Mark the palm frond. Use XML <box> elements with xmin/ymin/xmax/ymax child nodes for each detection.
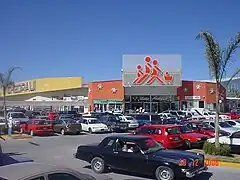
<box><xmin>220</xmin><ymin>32</ymin><xmax>240</xmax><ymax>82</ymax></box>
<box><xmin>5</xmin><ymin>67</ymin><xmax>21</xmax><ymax>86</ymax></box>
<box><xmin>225</xmin><ymin>68</ymin><xmax>240</xmax><ymax>88</ymax></box>
<box><xmin>196</xmin><ymin>31</ymin><xmax>222</xmax><ymax>81</ymax></box>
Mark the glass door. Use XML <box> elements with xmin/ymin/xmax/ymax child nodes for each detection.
<box><xmin>151</xmin><ymin>102</ymin><xmax>158</xmax><ymax>113</ymax></box>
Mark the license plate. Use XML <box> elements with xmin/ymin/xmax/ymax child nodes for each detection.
<box><xmin>43</xmin><ymin>128</ymin><xmax>47</xmax><ymax>130</ymax></box>
<box><xmin>101</xmin><ymin>129</ymin><xmax>104</xmax><ymax>131</ymax></box>
<box><xmin>174</xmin><ymin>137</ymin><xmax>179</xmax><ymax>140</ymax></box>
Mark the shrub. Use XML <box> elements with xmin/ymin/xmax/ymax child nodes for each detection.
<box><xmin>203</xmin><ymin>141</ymin><xmax>232</xmax><ymax>156</ymax></box>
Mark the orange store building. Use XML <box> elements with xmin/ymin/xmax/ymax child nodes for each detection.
<box><xmin>88</xmin><ymin>79</ymin><xmax>226</xmax><ymax>113</ymax></box>
<box><xmin>88</xmin><ymin>80</ymin><xmax>124</xmax><ymax>112</ymax></box>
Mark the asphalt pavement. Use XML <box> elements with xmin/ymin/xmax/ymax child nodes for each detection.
<box><xmin>1</xmin><ymin>133</ymin><xmax>240</xmax><ymax>180</ymax></box>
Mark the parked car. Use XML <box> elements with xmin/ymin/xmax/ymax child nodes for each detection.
<box><xmin>118</xmin><ymin>115</ymin><xmax>139</xmax><ymax>129</ymax></box>
<box><xmin>183</xmin><ymin>121</ymin><xmax>230</xmax><ymax>138</ymax></box>
<box><xmin>80</xmin><ymin>118</ymin><xmax>109</xmax><ymax>133</ymax></box>
<box><xmin>204</xmin><ymin>120</ymin><xmax>239</xmax><ymax>134</ymax></box>
<box><xmin>153</xmin><ymin>118</ymin><xmax>180</xmax><ymax>125</ymax></box>
<box><xmin>224</xmin><ymin>111</ymin><xmax>240</xmax><ymax>119</ymax></box>
<box><xmin>20</xmin><ymin>119</ymin><xmax>53</xmax><ymax>136</ymax></box>
<box><xmin>225</xmin><ymin>120</ymin><xmax>240</xmax><ymax>129</ymax></box>
<box><xmin>25</xmin><ymin>111</ymin><xmax>41</xmax><ymax>119</ymax></box>
<box><xmin>7</xmin><ymin>112</ymin><xmax>29</xmax><ymax>131</ymax></box>
<box><xmin>47</xmin><ymin>112</ymin><xmax>57</xmax><ymax>120</ymax></box>
<box><xmin>98</xmin><ymin>114</ymin><xmax>129</xmax><ymax>132</ymax></box>
<box><xmin>207</xmin><ymin>131</ymin><xmax>240</xmax><ymax>154</ymax></box>
<box><xmin>0</xmin><ymin>162</ymin><xmax>98</xmax><ymax>180</ymax></box>
<box><xmin>52</xmin><ymin>118</ymin><xmax>82</xmax><ymax>135</ymax></box>
<box><xmin>127</xmin><ymin>113</ymin><xmax>159</xmax><ymax>126</ymax></box>
<box><xmin>132</xmin><ymin>125</ymin><xmax>184</xmax><ymax>149</ymax></box>
<box><xmin>75</xmin><ymin>135</ymin><xmax>207</xmax><ymax>180</ymax></box>
<box><xmin>177</xmin><ymin>125</ymin><xmax>209</xmax><ymax>149</ymax></box>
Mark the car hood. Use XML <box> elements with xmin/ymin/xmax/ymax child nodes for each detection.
<box><xmin>88</xmin><ymin>123</ymin><xmax>107</xmax><ymax>128</ymax></box>
<box><xmin>12</xmin><ymin>118</ymin><xmax>29</xmax><ymax>122</ymax></box>
<box><xmin>150</xmin><ymin>149</ymin><xmax>202</xmax><ymax>163</ymax></box>
<box><xmin>182</xmin><ymin>132</ymin><xmax>208</xmax><ymax>138</ymax></box>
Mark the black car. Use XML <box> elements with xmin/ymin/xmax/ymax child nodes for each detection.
<box><xmin>98</xmin><ymin>114</ymin><xmax>129</xmax><ymax>132</ymax></box>
<box><xmin>75</xmin><ymin>135</ymin><xmax>207</xmax><ymax>180</ymax></box>
<box><xmin>127</xmin><ymin>113</ymin><xmax>159</xmax><ymax>126</ymax></box>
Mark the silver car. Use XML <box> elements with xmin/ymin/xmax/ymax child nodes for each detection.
<box><xmin>205</xmin><ymin>120</ymin><xmax>239</xmax><ymax>134</ymax></box>
<box><xmin>7</xmin><ymin>112</ymin><xmax>29</xmax><ymax>130</ymax></box>
<box><xmin>0</xmin><ymin>162</ymin><xmax>110</xmax><ymax>180</ymax></box>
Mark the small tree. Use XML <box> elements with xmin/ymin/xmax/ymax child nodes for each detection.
<box><xmin>196</xmin><ymin>31</ymin><xmax>240</xmax><ymax>147</ymax></box>
<box><xmin>0</xmin><ymin>67</ymin><xmax>21</xmax><ymax>128</ymax></box>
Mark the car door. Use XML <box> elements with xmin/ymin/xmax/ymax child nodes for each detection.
<box><xmin>81</xmin><ymin>119</ymin><xmax>88</xmax><ymax>131</ymax></box>
<box><xmin>111</xmin><ymin>139</ymin><xmax>148</xmax><ymax>173</ymax></box>
<box><xmin>230</xmin><ymin>131</ymin><xmax>240</xmax><ymax>153</ymax></box>
<box><xmin>53</xmin><ymin>120</ymin><xmax>64</xmax><ymax>132</ymax></box>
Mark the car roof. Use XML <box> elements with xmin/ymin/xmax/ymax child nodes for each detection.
<box><xmin>108</xmin><ymin>134</ymin><xmax>150</xmax><ymax>140</ymax></box>
<box><xmin>0</xmin><ymin>162</ymin><xmax>85</xmax><ymax>180</ymax></box>
<box><xmin>141</xmin><ymin>124</ymin><xmax>179</xmax><ymax>128</ymax></box>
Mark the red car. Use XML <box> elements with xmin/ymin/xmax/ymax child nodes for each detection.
<box><xmin>48</xmin><ymin>112</ymin><xmax>57</xmax><ymax>120</ymax></box>
<box><xmin>224</xmin><ymin>112</ymin><xmax>240</xmax><ymax>119</ymax></box>
<box><xmin>176</xmin><ymin>125</ymin><xmax>209</xmax><ymax>149</ymax></box>
<box><xmin>20</xmin><ymin>119</ymin><xmax>53</xmax><ymax>136</ymax></box>
<box><xmin>183</xmin><ymin>120</ymin><xmax>230</xmax><ymax>138</ymax></box>
<box><xmin>132</xmin><ymin>125</ymin><xmax>184</xmax><ymax>149</ymax></box>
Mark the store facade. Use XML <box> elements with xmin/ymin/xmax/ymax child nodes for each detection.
<box><xmin>177</xmin><ymin>80</ymin><xmax>226</xmax><ymax>110</ymax></box>
<box><xmin>122</xmin><ymin>54</ymin><xmax>182</xmax><ymax>113</ymax></box>
<box><xmin>88</xmin><ymin>80</ymin><xmax>124</xmax><ymax>112</ymax></box>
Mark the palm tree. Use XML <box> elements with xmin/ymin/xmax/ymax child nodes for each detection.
<box><xmin>0</xmin><ymin>67</ymin><xmax>21</xmax><ymax>128</ymax></box>
<box><xmin>196</xmin><ymin>31</ymin><xmax>240</xmax><ymax>147</ymax></box>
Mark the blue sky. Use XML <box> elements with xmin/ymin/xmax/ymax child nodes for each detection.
<box><xmin>0</xmin><ymin>0</ymin><xmax>240</xmax><ymax>82</ymax></box>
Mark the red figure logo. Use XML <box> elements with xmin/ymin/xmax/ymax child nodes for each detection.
<box><xmin>133</xmin><ymin>56</ymin><xmax>173</xmax><ymax>85</ymax></box>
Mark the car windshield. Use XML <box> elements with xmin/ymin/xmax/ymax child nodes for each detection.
<box><xmin>137</xmin><ymin>138</ymin><xmax>164</xmax><ymax>154</ymax></box>
<box><xmin>179</xmin><ymin>126</ymin><xmax>192</xmax><ymax>133</ymax></box>
<box><xmin>88</xmin><ymin>119</ymin><xmax>99</xmax><ymax>124</ymax></box>
<box><xmin>219</xmin><ymin>122</ymin><xmax>232</xmax><ymax>128</ymax></box>
<box><xmin>166</xmin><ymin>119</ymin><xmax>179</xmax><ymax>124</ymax></box>
<box><xmin>125</xmin><ymin>116</ymin><xmax>134</xmax><ymax>120</ymax></box>
<box><xmin>166</xmin><ymin>127</ymin><xmax>181</xmax><ymax>134</ymax></box>
<box><xmin>170</xmin><ymin>111</ymin><xmax>178</xmax><ymax>116</ymax></box>
<box><xmin>34</xmin><ymin>120</ymin><xmax>49</xmax><ymax>125</ymax></box>
<box><xmin>202</xmin><ymin>123</ymin><xmax>214</xmax><ymax>130</ymax></box>
<box><xmin>11</xmin><ymin>113</ymin><xmax>26</xmax><ymax>118</ymax></box>
<box><xmin>63</xmin><ymin>119</ymin><xmax>76</xmax><ymax>124</ymax></box>
<box><xmin>177</xmin><ymin>111</ymin><xmax>185</xmax><ymax>115</ymax></box>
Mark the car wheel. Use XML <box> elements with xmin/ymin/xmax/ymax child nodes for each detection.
<box><xmin>20</xmin><ymin>128</ymin><xmax>24</xmax><ymax>134</ymax></box>
<box><xmin>91</xmin><ymin>157</ymin><xmax>106</xmax><ymax>174</ymax></box>
<box><xmin>155</xmin><ymin>166</ymin><xmax>174</xmax><ymax>180</ymax></box>
<box><xmin>30</xmin><ymin>130</ymin><xmax>34</xmax><ymax>136</ymax></box>
<box><xmin>61</xmin><ymin>129</ymin><xmax>65</xmax><ymax>135</ymax></box>
<box><xmin>184</xmin><ymin>140</ymin><xmax>192</xmax><ymax>149</ymax></box>
<box><xmin>88</xmin><ymin>128</ymin><xmax>93</xmax><ymax>134</ymax></box>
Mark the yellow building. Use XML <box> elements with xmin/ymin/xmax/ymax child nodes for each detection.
<box><xmin>0</xmin><ymin>77</ymin><xmax>88</xmax><ymax>112</ymax></box>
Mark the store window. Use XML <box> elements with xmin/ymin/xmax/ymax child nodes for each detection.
<box><xmin>124</xmin><ymin>95</ymin><xmax>131</xmax><ymax>102</ymax></box>
<box><xmin>131</xmin><ymin>96</ymin><xmax>150</xmax><ymax>102</ymax></box>
<box><xmin>199</xmin><ymin>101</ymin><xmax>204</xmax><ymax>108</ymax></box>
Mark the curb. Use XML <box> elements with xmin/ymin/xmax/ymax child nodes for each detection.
<box><xmin>204</xmin><ymin>159</ymin><xmax>240</xmax><ymax>168</ymax></box>
<box><xmin>1</xmin><ymin>135</ymin><xmax>32</xmax><ymax>140</ymax></box>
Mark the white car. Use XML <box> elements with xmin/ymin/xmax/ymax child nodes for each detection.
<box><xmin>119</xmin><ymin>116</ymin><xmax>139</xmax><ymax>129</ymax></box>
<box><xmin>225</xmin><ymin>120</ymin><xmax>240</xmax><ymax>129</ymax></box>
<box><xmin>81</xmin><ymin>118</ymin><xmax>109</xmax><ymax>133</ymax></box>
<box><xmin>207</xmin><ymin>131</ymin><xmax>240</xmax><ymax>154</ymax></box>
<box><xmin>159</xmin><ymin>113</ymin><xmax>175</xmax><ymax>119</ymax></box>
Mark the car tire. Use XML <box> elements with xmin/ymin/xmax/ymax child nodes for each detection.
<box><xmin>155</xmin><ymin>166</ymin><xmax>174</xmax><ymax>180</ymax></box>
<box><xmin>184</xmin><ymin>140</ymin><xmax>192</xmax><ymax>149</ymax></box>
<box><xmin>61</xmin><ymin>129</ymin><xmax>65</xmax><ymax>135</ymax></box>
<box><xmin>30</xmin><ymin>130</ymin><xmax>34</xmax><ymax>136</ymax></box>
<box><xmin>91</xmin><ymin>157</ymin><xmax>106</xmax><ymax>174</ymax></box>
<box><xmin>88</xmin><ymin>128</ymin><xmax>93</xmax><ymax>134</ymax></box>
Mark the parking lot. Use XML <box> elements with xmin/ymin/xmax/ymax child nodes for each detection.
<box><xmin>1</xmin><ymin>133</ymin><xmax>239</xmax><ymax>180</ymax></box>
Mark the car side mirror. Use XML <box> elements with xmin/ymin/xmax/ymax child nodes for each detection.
<box><xmin>9</xmin><ymin>117</ymin><xmax>12</xmax><ymax>120</ymax></box>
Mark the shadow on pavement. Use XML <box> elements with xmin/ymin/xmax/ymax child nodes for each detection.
<box><xmin>28</xmin><ymin>141</ymin><xmax>40</xmax><ymax>146</ymax></box>
<box><xmin>83</xmin><ymin>165</ymin><xmax>213</xmax><ymax>180</ymax></box>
